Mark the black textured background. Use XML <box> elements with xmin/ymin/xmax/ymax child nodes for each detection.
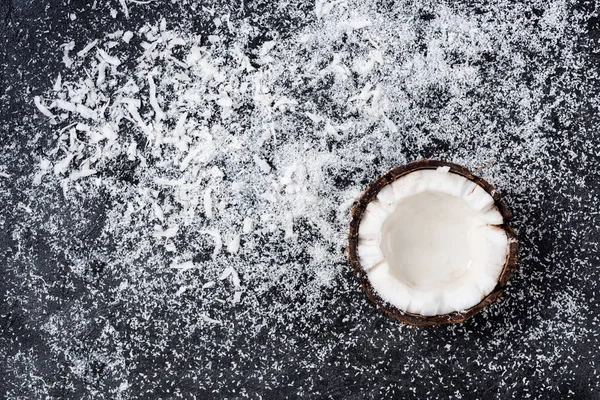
<box><xmin>1</xmin><ymin>0</ymin><xmax>600</xmax><ymax>399</ymax></box>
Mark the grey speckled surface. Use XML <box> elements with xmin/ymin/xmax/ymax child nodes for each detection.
<box><xmin>1</xmin><ymin>0</ymin><xmax>600</xmax><ymax>399</ymax></box>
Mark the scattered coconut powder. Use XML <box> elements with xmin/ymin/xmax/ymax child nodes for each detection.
<box><xmin>4</xmin><ymin>0</ymin><xmax>600</xmax><ymax>397</ymax></box>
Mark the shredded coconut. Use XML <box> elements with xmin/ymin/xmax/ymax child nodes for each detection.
<box><xmin>3</xmin><ymin>0</ymin><xmax>600</xmax><ymax>398</ymax></box>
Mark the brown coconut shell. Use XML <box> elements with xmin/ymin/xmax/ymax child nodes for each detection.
<box><xmin>347</xmin><ymin>159</ymin><xmax>519</xmax><ymax>326</ymax></box>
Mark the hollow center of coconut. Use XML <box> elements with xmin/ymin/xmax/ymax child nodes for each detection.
<box><xmin>380</xmin><ymin>191</ymin><xmax>484</xmax><ymax>290</ymax></box>
<box><xmin>357</xmin><ymin>167</ymin><xmax>510</xmax><ymax>316</ymax></box>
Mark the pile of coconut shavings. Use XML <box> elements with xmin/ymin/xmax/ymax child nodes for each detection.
<box><xmin>20</xmin><ymin>0</ymin><xmax>599</xmax><ymax>395</ymax></box>
<box><xmin>32</xmin><ymin>16</ymin><xmax>353</xmax><ymax>319</ymax></box>
<box><xmin>32</xmin><ymin>0</ymin><xmax>586</xmax><ymax>323</ymax></box>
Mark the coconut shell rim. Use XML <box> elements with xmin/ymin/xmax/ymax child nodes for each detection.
<box><xmin>347</xmin><ymin>159</ymin><xmax>519</xmax><ymax>327</ymax></box>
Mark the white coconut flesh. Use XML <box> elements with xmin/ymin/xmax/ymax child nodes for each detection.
<box><xmin>357</xmin><ymin>166</ymin><xmax>510</xmax><ymax>317</ymax></box>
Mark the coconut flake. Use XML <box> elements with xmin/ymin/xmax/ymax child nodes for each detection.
<box><xmin>53</xmin><ymin>74</ymin><xmax>62</xmax><ymax>91</ymax></box>
<box><xmin>233</xmin><ymin>291</ymin><xmax>242</xmax><ymax>304</ymax></box>
<box><xmin>219</xmin><ymin>267</ymin><xmax>233</xmax><ymax>281</ymax></box>
<box><xmin>253</xmin><ymin>155</ymin><xmax>271</xmax><ymax>173</ymax></box>
<box><xmin>175</xmin><ymin>286</ymin><xmax>188</xmax><ymax>296</ymax></box>
<box><xmin>97</xmin><ymin>62</ymin><xmax>107</xmax><ymax>86</ymax></box>
<box><xmin>227</xmin><ymin>234</ymin><xmax>241</xmax><ymax>254</ymax></box>
<box><xmin>61</xmin><ymin>41</ymin><xmax>75</xmax><ymax>67</ymax></box>
<box><xmin>153</xmin><ymin>225</ymin><xmax>179</xmax><ymax>238</ymax></box>
<box><xmin>170</xmin><ymin>261</ymin><xmax>195</xmax><ymax>271</ymax></box>
<box><xmin>55</xmin><ymin>99</ymin><xmax>77</xmax><ymax>113</ymax></box>
<box><xmin>260</xmin><ymin>41</ymin><xmax>277</xmax><ymax>57</ymax></box>
<box><xmin>97</xmin><ymin>48</ymin><xmax>121</xmax><ymax>66</ymax></box>
<box><xmin>77</xmin><ymin>39</ymin><xmax>98</xmax><ymax>57</ymax></box>
<box><xmin>147</xmin><ymin>71</ymin><xmax>165</xmax><ymax>120</ymax></box>
<box><xmin>53</xmin><ymin>154</ymin><xmax>74</xmax><ymax>175</ymax></box>
<box><xmin>199</xmin><ymin>314</ymin><xmax>221</xmax><ymax>324</ymax></box>
<box><xmin>242</xmin><ymin>217</ymin><xmax>253</xmax><ymax>234</ymax></box>
<box><xmin>202</xmin><ymin>281</ymin><xmax>215</xmax><ymax>289</ymax></box>
<box><xmin>34</xmin><ymin>97</ymin><xmax>55</xmax><ymax>118</ymax></box>
<box><xmin>118</xmin><ymin>0</ymin><xmax>129</xmax><ymax>19</ymax></box>
<box><xmin>123</xmin><ymin>31</ymin><xmax>134</xmax><ymax>43</ymax></box>
<box><xmin>203</xmin><ymin>188</ymin><xmax>213</xmax><ymax>219</ymax></box>
<box><xmin>69</xmin><ymin>168</ymin><xmax>97</xmax><ymax>181</ymax></box>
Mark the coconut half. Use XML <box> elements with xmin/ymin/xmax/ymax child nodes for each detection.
<box><xmin>348</xmin><ymin>160</ymin><xmax>518</xmax><ymax>326</ymax></box>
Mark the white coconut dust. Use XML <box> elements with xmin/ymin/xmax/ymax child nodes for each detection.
<box><xmin>2</xmin><ymin>0</ymin><xmax>600</xmax><ymax>398</ymax></box>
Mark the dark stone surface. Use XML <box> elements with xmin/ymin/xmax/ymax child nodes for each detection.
<box><xmin>1</xmin><ymin>0</ymin><xmax>599</xmax><ymax>399</ymax></box>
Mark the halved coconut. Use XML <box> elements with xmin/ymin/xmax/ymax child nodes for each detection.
<box><xmin>348</xmin><ymin>160</ymin><xmax>518</xmax><ymax>326</ymax></box>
